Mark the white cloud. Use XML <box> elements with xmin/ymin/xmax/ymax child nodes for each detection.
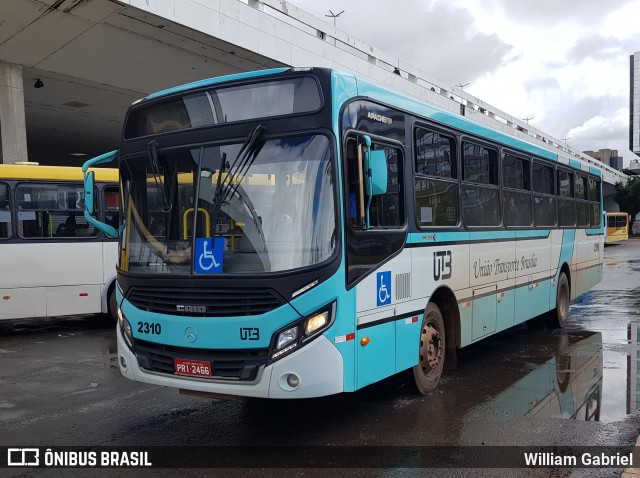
<box><xmin>600</xmin><ymin>1</ymin><xmax>640</xmax><ymax>40</ymax></box>
<box><xmin>567</xmin><ymin>108</ymin><xmax>630</xmax><ymax>152</ymax></box>
<box><xmin>288</xmin><ymin>0</ymin><xmax>640</xmax><ymax>165</ymax></box>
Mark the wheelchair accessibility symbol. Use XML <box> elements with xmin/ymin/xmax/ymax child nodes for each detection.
<box><xmin>194</xmin><ymin>237</ymin><xmax>224</xmax><ymax>274</ymax></box>
<box><xmin>376</xmin><ymin>271</ymin><xmax>392</xmax><ymax>306</ymax></box>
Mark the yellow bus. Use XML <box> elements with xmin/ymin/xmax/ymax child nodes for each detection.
<box><xmin>605</xmin><ymin>212</ymin><xmax>629</xmax><ymax>244</ymax></box>
<box><xmin>0</xmin><ymin>163</ymin><xmax>119</xmax><ymax>321</ymax></box>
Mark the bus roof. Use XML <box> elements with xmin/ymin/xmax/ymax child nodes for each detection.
<box><xmin>345</xmin><ymin>71</ymin><xmax>602</xmax><ymax>176</ymax></box>
<box><xmin>146</xmin><ymin>68</ymin><xmax>290</xmax><ymax>100</ymax></box>
<box><xmin>0</xmin><ymin>164</ymin><xmax>118</xmax><ymax>182</ymax></box>
<box><xmin>132</xmin><ymin>66</ymin><xmax>604</xmax><ymax>178</ymax></box>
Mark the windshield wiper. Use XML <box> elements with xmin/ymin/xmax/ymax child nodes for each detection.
<box><xmin>220</xmin><ymin>124</ymin><xmax>265</xmax><ymax>205</ymax></box>
<box><xmin>208</xmin><ymin>125</ymin><xmax>265</xmax><ymax>228</ymax></box>
<box><xmin>147</xmin><ymin>140</ymin><xmax>172</xmax><ymax>212</ymax></box>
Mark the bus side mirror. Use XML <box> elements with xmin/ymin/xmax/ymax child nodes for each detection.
<box><xmin>85</xmin><ymin>171</ymin><xmax>95</xmax><ymax>215</ymax></box>
<box><xmin>364</xmin><ymin>149</ymin><xmax>388</xmax><ymax>196</ymax></box>
<box><xmin>82</xmin><ymin>150</ymin><xmax>119</xmax><ymax>239</ymax></box>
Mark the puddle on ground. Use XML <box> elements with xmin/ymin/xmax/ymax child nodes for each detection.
<box><xmin>454</xmin><ymin>320</ymin><xmax>639</xmax><ymax>426</ymax></box>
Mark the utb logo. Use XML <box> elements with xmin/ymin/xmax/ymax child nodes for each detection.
<box><xmin>434</xmin><ymin>251</ymin><xmax>452</xmax><ymax>281</ymax></box>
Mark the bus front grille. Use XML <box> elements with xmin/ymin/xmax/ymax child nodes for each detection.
<box><xmin>134</xmin><ymin>339</ymin><xmax>268</xmax><ymax>381</ymax></box>
<box><xmin>126</xmin><ymin>286</ymin><xmax>284</xmax><ymax>317</ymax></box>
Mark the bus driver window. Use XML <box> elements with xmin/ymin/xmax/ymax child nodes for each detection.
<box><xmin>345</xmin><ymin>136</ymin><xmax>402</xmax><ymax>230</ymax></box>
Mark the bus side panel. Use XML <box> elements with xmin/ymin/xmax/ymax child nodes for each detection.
<box><xmin>354</xmin><ymin>248</ymin><xmax>422</xmax><ymax>388</ymax></box>
<box><xmin>458</xmin><ymin>300</ymin><xmax>473</xmax><ymax>347</ymax></box>
<box><xmin>556</xmin><ymin>229</ymin><xmax>575</xmax><ymax>282</ymax></box>
<box><xmin>495</xmin><ymin>287</ymin><xmax>516</xmax><ymax>333</ymax></box>
<box><xmin>46</xmin><ymin>284</ymin><xmax>102</xmax><ymax>316</ymax></box>
<box><xmin>356</xmin><ymin>322</ymin><xmax>395</xmax><ymax>389</ymax></box>
<box><xmin>408</xmin><ymin>237</ymin><xmax>470</xmax><ymax>345</ymax></box>
<box><xmin>1</xmin><ymin>243</ymin><xmax>104</xmax><ymax>288</ymax></box>
<box><xmin>0</xmin><ymin>242</ymin><xmax>106</xmax><ymax>320</ymax></box>
<box><xmin>574</xmin><ymin>230</ymin><xmax>602</xmax><ymax>297</ymax></box>
<box><xmin>514</xmin><ymin>279</ymin><xmax>551</xmax><ymax>323</ymax></box>
<box><xmin>471</xmin><ymin>285</ymin><xmax>497</xmax><ymax>340</ymax></box>
<box><xmin>0</xmin><ymin>287</ymin><xmax>46</xmax><ymax>320</ymax></box>
<box><xmin>514</xmin><ymin>232</ymin><xmax>552</xmax><ymax>323</ymax></box>
<box><xmin>468</xmin><ymin>233</ymin><xmax>515</xmax><ymax>337</ymax></box>
<box><xmin>102</xmin><ymin>241</ymin><xmax>118</xmax><ymax>284</ymax></box>
<box><xmin>395</xmin><ymin>314</ymin><xmax>422</xmax><ymax>372</ymax></box>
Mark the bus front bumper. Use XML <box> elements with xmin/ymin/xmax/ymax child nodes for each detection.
<box><xmin>116</xmin><ymin>324</ymin><xmax>344</xmax><ymax>399</ymax></box>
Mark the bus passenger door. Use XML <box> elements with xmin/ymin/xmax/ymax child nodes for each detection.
<box><xmin>344</xmin><ymin>134</ymin><xmax>408</xmax><ymax>389</ymax></box>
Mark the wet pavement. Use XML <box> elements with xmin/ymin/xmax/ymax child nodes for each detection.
<box><xmin>1</xmin><ymin>240</ymin><xmax>640</xmax><ymax>477</ymax></box>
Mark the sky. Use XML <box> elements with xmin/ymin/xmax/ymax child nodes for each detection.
<box><xmin>288</xmin><ymin>0</ymin><xmax>640</xmax><ymax>166</ymax></box>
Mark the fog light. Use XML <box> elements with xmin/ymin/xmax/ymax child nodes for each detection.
<box><xmin>278</xmin><ymin>372</ymin><xmax>301</xmax><ymax>391</ymax></box>
<box><xmin>286</xmin><ymin>374</ymin><xmax>300</xmax><ymax>388</ymax></box>
<box><xmin>120</xmin><ymin>356</ymin><xmax>127</xmax><ymax>369</ymax></box>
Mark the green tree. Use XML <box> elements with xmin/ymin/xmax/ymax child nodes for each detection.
<box><xmin>613</xmin><ymin>177</ymin><xmax>640</xmax><ymax>233</ymax></box>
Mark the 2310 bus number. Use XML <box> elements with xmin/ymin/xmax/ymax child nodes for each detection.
<box><xmin>137</xmin><ymin>321</ymin><xmax>162</xmax><ymax>335</ymax></box>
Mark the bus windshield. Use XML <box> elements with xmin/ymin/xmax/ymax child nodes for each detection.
<box><xmin>120</xmin><ymin>134</ymin><xmax>336</xmax><ymax>274</ymax></box>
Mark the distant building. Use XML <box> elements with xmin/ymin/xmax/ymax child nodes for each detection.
<box><xmin>610</xmin><ymin>156</ymin><xmax>624</xmax><ymax>170</ymax></box>
<box><xmin>630</xmin><ymin>159</ymin><xmax>640</xmax><ymax>173</ymax></box>
<box><xmin>631</xmin><ymin>52</ymin><xmax>640</xmax><ymax>156</ymax></box>
<box><xmin>583</xmin><ymin>148</ymin><xmax>624</xmax><ymax>170</ymax></box>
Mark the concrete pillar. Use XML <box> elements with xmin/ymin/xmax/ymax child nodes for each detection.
<box><xmin>0</xmin><ymin>62</ymin><xmax>28</xmax><ymax>164</ymax></box>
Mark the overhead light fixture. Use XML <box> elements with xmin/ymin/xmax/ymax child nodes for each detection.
<box><xmin>34</xmin><ymin>79</ymin><xmax>44</xmax><ymax>89</ymax></box>
<box><xmin>70</xmin><ymin>153</ymin><xmax>87</xmax><ymax>157</ymax></box>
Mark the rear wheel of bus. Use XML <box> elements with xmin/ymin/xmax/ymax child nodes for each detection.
<box><xmin>547</xmin><ymin>272</ymin><xmax>570</xmax><ymax>328</ymax></box>
<box><xmin>413</xmin><ymin>302</ymin><xmax>445</xmax><ymax>394</ymax></box>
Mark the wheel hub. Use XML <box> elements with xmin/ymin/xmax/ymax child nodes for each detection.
<box><xmin>422</xmin><ymin>323</ymin><xmax>443</xmax><ymax>370</ymax></box>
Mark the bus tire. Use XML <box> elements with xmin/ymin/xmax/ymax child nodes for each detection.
<box><xmin>413</xmin><ymin>302</ymin><xmax>446</xmax><ymax>394</ymax></box>
<box><xmin>547</xmin><ymin>272</ymin><xmax>570</xmax><ymax>328</ymax></box>
<box><xmin>106</xmin><ymin>286</ymin><xmax>118</xmax><ymax>324</ymax></box>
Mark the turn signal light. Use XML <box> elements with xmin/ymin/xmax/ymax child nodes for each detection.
<box><xmin>360</xmin><ymin>337</ymin><xmax>371</xmax><ymax>347</ymax></box>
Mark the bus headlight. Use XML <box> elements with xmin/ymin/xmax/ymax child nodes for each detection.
<box><xmin>303</xmin><ymin>311</ymin><xmax>329</xmax><ymax>335</ymax></box>
<box><xmin>118</xmin><ymin>307</ymin><xmax>134</xmax><ymax>350</ymax></box>
<box><xmin>276</xmin><ymin>327</ymin><xmax>298</xmax><ymax>350</ymax></box>
<box><xmin>268</xmin><ymin>301</ymin><xmax>336</xmax><ymax>363</ymax></box>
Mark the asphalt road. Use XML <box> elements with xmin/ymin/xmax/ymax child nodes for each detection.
<box><xmin>1</xmin><ymin>240</ymin><xmax>640</xmax><ymax>478</ymax></box>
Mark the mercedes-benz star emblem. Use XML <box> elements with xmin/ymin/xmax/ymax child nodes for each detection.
<box><xmin>185</xmin><ymin>326</ymin><xmax>198</xmax><ymax>343</ymax></box>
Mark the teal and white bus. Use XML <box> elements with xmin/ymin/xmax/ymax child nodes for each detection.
<box><xmin>83</xmin><ymin>67</ymin><xmax>604</xmax><ymax>398</ymax></box>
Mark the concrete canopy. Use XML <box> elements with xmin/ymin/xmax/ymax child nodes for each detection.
<box><xmin>0</xmin><ymin>0</ymin><xmax>281</xmax><ymax>165</ymax></box>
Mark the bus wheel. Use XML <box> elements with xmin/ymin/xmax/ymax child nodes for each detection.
<box><xmin>106</xmin><ymin>286</ymin><xmax>118</xmax><ymax>324</ymax></box>
<box><xmin>547</xmin><ymin>272</ymin><xmax>570</xmax><ymax>328</ymax></box>
<box><xmin>413</xmin><ymin>302</ymin><xmax>446</xmax><ymax>394</ymax></box>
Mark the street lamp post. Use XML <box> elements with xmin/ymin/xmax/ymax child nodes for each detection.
<box><xmin>325</xmin><ymin>9</ymin><xmax>344</xmax><ymax>28</ymax></box>
<box><xmin>325</xmin><ymin>10</ymin><xmax>344</xmax><ymax>45</ymax></box>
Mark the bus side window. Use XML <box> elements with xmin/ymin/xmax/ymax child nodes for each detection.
<box><xmin>16</xmin><ymin>183</ymin><xmax>99</xmax><ymax>239</ymax></box>
<box><xmin>368</xmin><ymin>143</ymin><xmax>402</xmax><ymax>228</ymax></box>
<box><xmin>0</xmin><ymin>183</ymin><xmax>11</xmax><ymax>239</ymax></box>
<box><xmin>345</xmin><ymin>139</ymin><xmax>361</xmax><ymax>226</ymax></box>
<box><xmin>103</xmin><ymin>186</ymin><xmax>121</xmax><ymax>230</ymax></box>
<box><xmin>345</xmin><ymin>137</ymin><xmax>403</xmax><ymax>229</ymax></box>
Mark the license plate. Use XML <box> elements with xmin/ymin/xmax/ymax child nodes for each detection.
<box><xmin>174</xmin><ymin>358</ymin><xmax>212</xmax><ymax>377</ymax></box>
